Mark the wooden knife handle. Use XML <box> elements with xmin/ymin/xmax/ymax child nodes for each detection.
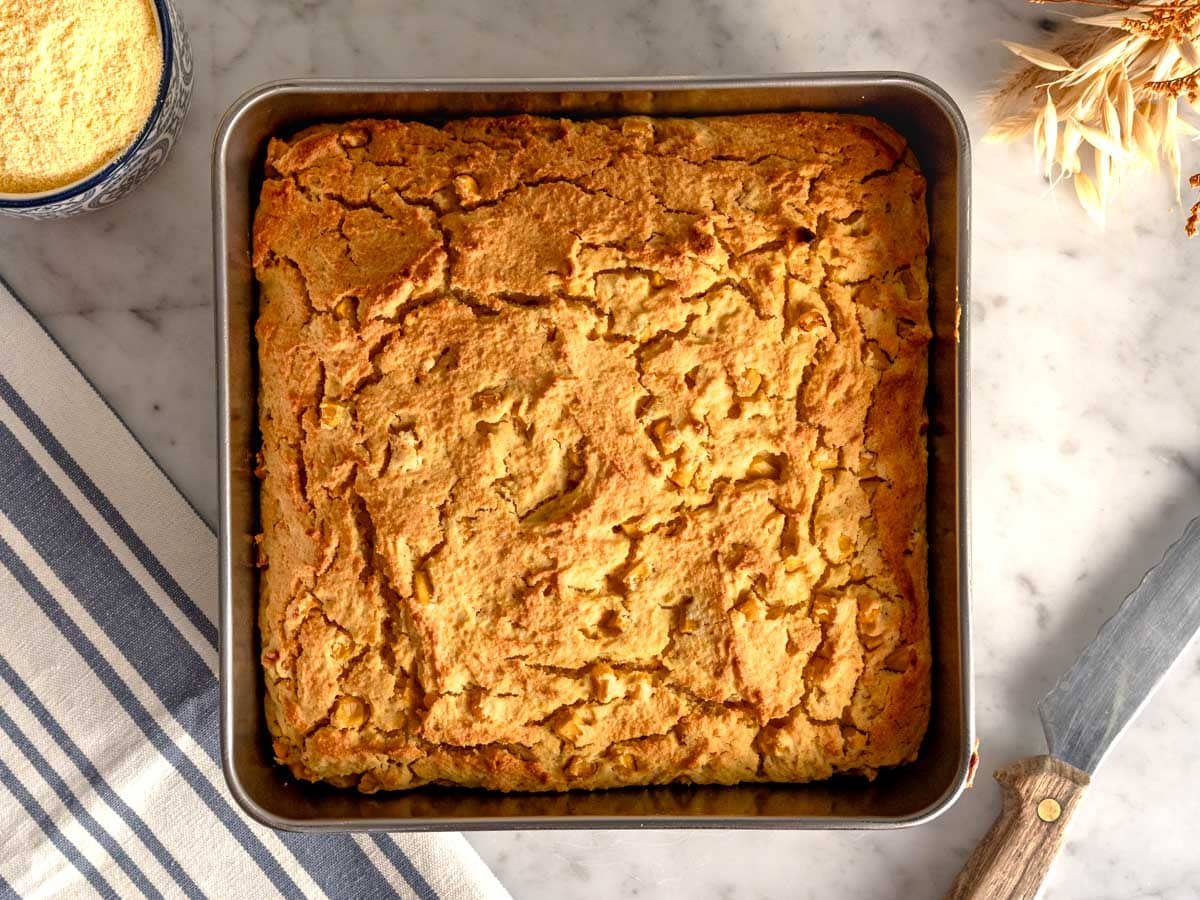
<box><xmin>945</xmin><ymin>755</ymin><xmax>1090</xmax><ymax>900</ymax></box>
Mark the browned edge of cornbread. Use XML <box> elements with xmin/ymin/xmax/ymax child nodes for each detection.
<box><xmin>251</xmin><ymin>111</ymin><xmax>931</xmax><ymax>793</ymax></box>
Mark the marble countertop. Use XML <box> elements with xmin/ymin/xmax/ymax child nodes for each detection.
<box><xmin>3</xmin><ymin>0</ymin><xmax>1199</xmax><ymax>896</ymax></box>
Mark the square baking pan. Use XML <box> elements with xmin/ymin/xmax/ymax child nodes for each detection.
<box><xmin>215</xmin><ymin>74</ymin><xmax>972</xmax><ymax>831</ymax></box>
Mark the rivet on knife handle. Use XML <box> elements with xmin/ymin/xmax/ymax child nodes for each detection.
<box><xmin>945</xmin><ymin>755</ymin><xmax>1090</xmax><ymax>900</ymax></box>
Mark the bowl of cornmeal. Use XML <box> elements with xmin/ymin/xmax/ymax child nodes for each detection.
<box><xmin>0</xmin><ymin>0</ymin><xmax>192</xmax><ymax>219</ymax></box>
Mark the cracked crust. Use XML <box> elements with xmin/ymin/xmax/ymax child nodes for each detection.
<box><xmin>253</xmin><ymin>112</ymin><xmax>931</xmax><ymax>793</ymax></box>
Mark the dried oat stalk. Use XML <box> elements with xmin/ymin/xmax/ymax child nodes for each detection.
<box><xmin>987</xmin><ymin>0</ymin><xmax>1200</xmax><ymax>233</ymax></box>
<box><xmin>1189</xmin><ymin>172</ymin><xmax>1200</xmax><ymax>232</ymax></box>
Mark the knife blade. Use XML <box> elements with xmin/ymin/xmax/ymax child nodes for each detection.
<box><xmin>948</xmin><ymin>515</ymin><xmax>1200</xmax><ymax>900</ymax></box>
<box><xmin>1039</xmin><ymin>515</ymin><xmax>1200</xmax><ymax>774</ymax></box>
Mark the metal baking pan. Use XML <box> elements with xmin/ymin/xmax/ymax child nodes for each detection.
<box><xmin>215</xmin><ymin>75</ymin><xmax>972</xmax><ymax>831</ymax></box>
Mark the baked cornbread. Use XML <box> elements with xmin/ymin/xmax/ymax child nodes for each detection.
<box><xmin>253</xmin><ymin>111</ymin><xmax>931</xmax><ymax>794</ymax></box>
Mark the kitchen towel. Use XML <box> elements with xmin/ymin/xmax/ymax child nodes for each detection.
<box><xmin>0</xmin><ymin>276</ymin><xmax>511</xmax><ymax>900</ymax></box>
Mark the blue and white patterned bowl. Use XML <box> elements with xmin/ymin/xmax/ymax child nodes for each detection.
<box><xmin>0</xmin><ymin>0</ymin><xmax>193</xmax><ymax>220</ymax></box>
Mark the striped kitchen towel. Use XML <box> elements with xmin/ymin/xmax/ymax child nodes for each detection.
<box><xmin>0</xmin><ymin>277</ymin><xmax>510</xmax><ymax>900</ymax></box>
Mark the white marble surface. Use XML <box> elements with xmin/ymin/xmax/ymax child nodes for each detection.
<box><xmin>3</xmin><ymin>0</ymin><xmax>1199</xmax><ymax>897</ymax></box>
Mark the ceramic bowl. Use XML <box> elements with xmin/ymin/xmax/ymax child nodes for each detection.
<box><xmin>0</xmin><ymin>0</ymin><xmax>193</xmax><ymax>219</ymax></box>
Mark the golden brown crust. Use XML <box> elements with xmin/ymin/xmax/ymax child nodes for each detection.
<box><xmin>253</xmin><ymin>112</ymin><xmax>931</xmax><ymax>793</ymax></box>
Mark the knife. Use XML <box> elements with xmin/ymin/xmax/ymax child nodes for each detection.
<box><xmin>947</xmin><ymin>515</ymin><xmax>1200</xmax><ymax>900</ymax></box>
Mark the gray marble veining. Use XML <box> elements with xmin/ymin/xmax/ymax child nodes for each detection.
<box><xmin>1</xmin><ymin>0</ymin><xmax>1198</xmax><ymax>896</ymax></box>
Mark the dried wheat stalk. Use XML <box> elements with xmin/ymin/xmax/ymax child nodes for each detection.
<box><xmin>987</xmin><ymin>0</ymin><xmax>1200</xmax><ymax>234</ymax></box>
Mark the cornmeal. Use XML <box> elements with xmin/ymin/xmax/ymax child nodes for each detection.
<box><xmin>253</xmin><ymin>113</ymin><xmax>932</xmax><ymax>793</ymax></box>
<box><xmin>0</xmin><ymin>0</ymin><xmax>161</xmax><ymax>193</ymax></box>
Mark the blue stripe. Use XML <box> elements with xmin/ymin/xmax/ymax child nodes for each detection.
<box><xmin>0</xmin><ymin>372</ymin><xmax>217</xmax><ymax>648</ymax></box>
<box><xmin>0</xmin><ymin>424</ymin><xmax>421</xmax><ymax>899</ymax></box>
<box><xmin>0</xmin><ymin>422</ymin><xmax>217</xmax><ymax>733</ymax></box>
<box><xmin>0</xmin><ymin>755</ymin><xmax>119</xmax><ymax>900</ymax></box>
<box><xmin>0</xmin><ymin>656</ymin><xmax>205</xmax><ymax>900</ymax></box>
<box><xmin>0</xmin><ymin>534</ymin><xmax>306</xmax><ymax>900</ymax></box>
<box><xmin>0</xmin><ymin>706</ymin><xmax>161</xmax><ymax>900</ymax></box>
<box><xmin>0</xmin><ymin>868</ymin><xmax>17</xmax><ymax>900</ymax></box>
<box><xmin>372</xmin><ymin>835</ymin><xmax>439</xmax><ymax>900</ymax></box>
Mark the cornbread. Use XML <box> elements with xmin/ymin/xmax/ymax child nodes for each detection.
<box><xmin>0</xmin><ymin>0</ymin><xmax>161</xmax><ymax>193</ymax></box>
<box><xmin>253</xmin><ymin>112</ymin><xmax>932</xmax><ymax>794</ymax></box>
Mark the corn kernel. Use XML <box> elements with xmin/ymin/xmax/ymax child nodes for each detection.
<box><xmin>564</xmin><ymin>756</ymin><xmax>597</xmax><ymax>779</ymax></box>
<box><xmin>453</xmin><ymin>174</ymin><xmax>480</xmax><ymax>204</ymax></box>
<box><xmin>591</xmin><ymin>664</ymin><xmax>622</xmax><ymax>702</ymax></box>
<box><xmin>621</xmin><ymin>117</ymin><xmax>654</xmax><ymax>141</ymax></box>
<box><xmin>812</xmin><ymin>445</ymin><xmax>839</xmax><ymax>469</ymax></box>
<box><xmin>319</xmin><ymin>400</ymin><xmax>347</xmax><ymax>429</ymax></box>
<box><xmin>735</xmin><ymin>593</ymin><xmax>766</xmax><ymax>621</ymax></box>
<box><xmin>861</xmin><ymin>631</ymin><xmax>887</xmax><ymax>650</ymax></box>
<box><xmin>565</xmin><ymin>445</ymin><xmax>585</xmax><ymax>473</ymax></box>
<box><xmin>648</xmin><ymin>418</ymin><xmax>673</xmax><ymax>451</ymax></box>
<box><xmin>669</xmin><ymin>459</ymin><xmax>696</xmax><ymax>488</ymax></box>
<box><xmin>555</xmin><ymin>717</ymin><xmax>584</xmax><ymax>744</ymax></box>
<box><xmin>334</xmin><ymin>641</ymin><xmax>357</xmax><ymax>664</ymax></box>
<box><xmin>629</xmin><ymin>676</ymin><xmax>654</xmax><ymax>701</ymax></box>
<box><xmin>413</xmin><ymin>569</ymin><xmax>433</xmax><ymax>605</ymax></box>
<box><xmin>737</xmin><ymin>369</ymin><xmax>763</xmax><ymax>398</ymax></box>
<box><xmin>745</xmin><ymin>453</ymin><xmax>781</xmax><ymax>480</ymax></box>
<box><xmin>331</xmin><ymin>695</ymin><xmax>367</xmax><ymax>729</ymax></box>
<box><xmin>334</xmin><ymin>297</ymin><xmax>356</xmax><ymax>321</ymax></box>
<box><xmin>857</xmin><ymin>450</ymin><xmax>879</xmax><ymax>478</ymax></box>
<box><xmin>811</xmin><ymin>595</ymin><xmax>837</xmax><ymax>624</ymax></box>
<box><xmin>339</xmin><ymin>127</ymin><xmax>370</xmax><ymax>148</ymax></box>
<box><xmin>784</xmin><ymin>545</ymin><xmax>825</xmax><ymax>582</ymax></box>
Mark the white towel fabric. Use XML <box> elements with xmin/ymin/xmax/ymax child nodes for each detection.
<box><xmin>0</xmin><ymin>277</ymin><xmax>511</xmax><ymax>900</ymax></box>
